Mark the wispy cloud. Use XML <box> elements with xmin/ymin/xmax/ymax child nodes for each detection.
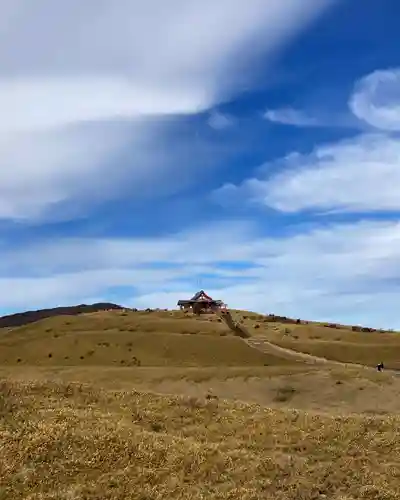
<box><xmin>264</xmin><ymin>108</ymin><xmax>321</xmax><ymax>126</ymax></box>
<box><xmin>217</xmin><ymin>67</ymin><xmax>400</xmax><ymax>214</ymax></box>
<box><xmin>208</xmin><ymin>111</ymin><xmax>235</xmax><ymax>130</ymax></box>
<box><xmin>0</xmin><ymin>0</ymin><xmax>333</xmax><ymax>222</ymax></box>
<box><xmin>2</xmin><ymin>219</ymin><xmax>400</xmax><ymax>328</ymax></box>
<box><xmin>221</xmin><ymin>133</ymin><xmax>400</xmax><ymax>214</ymax></box>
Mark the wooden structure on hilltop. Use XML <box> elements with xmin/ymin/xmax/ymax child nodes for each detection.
<box><xmin>177</xmin><ymin>290</ymin><xmax>227</xmax><ymax>315</ymax></box>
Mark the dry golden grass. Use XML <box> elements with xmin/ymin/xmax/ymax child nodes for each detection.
<box><xmin>0</xmin><ymin>330</ymin><xmax>291</xmax><ymax>368</ymax></box>
<box><xmin>0</xmin><ymin>309</ymin><xmax>299</xmax><ymax>368</ymax></box>
<box><xmin>232</xmin><ymin>312</ymin><xmax>400</xmax><ymax>369</ymax></box>
<box><xmin>2</xmin><ymin>379</ymin><xmax>400</xmax><ymax>499</ymax></box>
<box><xmin>4</xmin><ymin>307</ymin><xmax>400</xmax><ymax>369</ymax></box>
<box><xmin>1</xmin><ymin>363</ymin><xmax>399</xmax><ymax>415</ymax></box>
<box><xmin>271</xmin><ymin>339</ymin><xmax>400</xmax><ymax>369</ymax></box>
<box><xmin>2</xmin><ymin>308</ymin><xmax>400</xmax><ymax>497</ymax></box>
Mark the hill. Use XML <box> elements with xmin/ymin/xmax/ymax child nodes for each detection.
<box><xmin>0</xmin><ymin>308</ymin><xmax>293</xmax><ymax>368</ymax></box>
<box><xmin>2</xmin><ymin>305</ymin><xmax>400</xmax><ymax>498</ymax></box>
<box><xmin>0</xmin><ymin>302</ymin><xmax>123</xmax><ymax>329</ymax></box>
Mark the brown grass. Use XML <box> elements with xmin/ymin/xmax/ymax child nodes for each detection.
<box><xmin>2</xmin><ymin>379</ymin><xmax>400</xmax><ymax>499</ymax></box>
<box><xmin>2</xmin><ymin>308</ymin><xmax>400</xmax><ymax>497</ymax></box>
<box><xmin>272</xmin><ymin>339</ymin><xmax>400</xmax><ymax>369</ymax></box>
<box><xmin>0</xmin><ymin>364</ymin><xmax>399</xmax><ymax>415</ymax></box>
<box><xmin>0</xmin><ymin>330</ymin><xmax>292</xmax><ymax>368</ymax></box>
<box><xmin>4</xmin><ymin>308</ymin><xmax>400</xmax><ymax>369</ymax></box>
<box><xmin>234</xmin><ymin>312</ymin><xmax>400</xmax><ymax>369</ymax></box>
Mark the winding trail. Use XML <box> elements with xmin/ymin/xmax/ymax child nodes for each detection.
<box><xmin>246</xmin><ymin>337</ymin><xmax>345</xmax><ymax>366</ymax></box>
<box><xmin>216</xmin><ymin>308</ymin><xmax>398</xmax><ymax>375</ymax></box>
<box><xmin>244</xmin><ymin>336</ymin><xmax>400</xmax><ymax>376</ymax></box>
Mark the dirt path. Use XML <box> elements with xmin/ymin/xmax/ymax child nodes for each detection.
<box><xmin>244</xmin><ymin>337</ymin><xmax>400</xmax><ymax>375</ymax></box>
<box><xmin>246</xmin><ymin>337</ymin><xmax>336</xmax><ymax>365</ymax></box>
<box><xmin>218</xmin><ymin>309</ymin><xmax>397</xmax><ymax>376</ymax></box>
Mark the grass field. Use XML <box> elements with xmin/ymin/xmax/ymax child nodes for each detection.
<box><xmin>0</xmin><ymin>310</ymin><xmax>290</xmax><ymax>368</ymax></box>
<box><xmin>232</xmin><ymin>312</ymin><xmax>400</xmax><ymax>369</ymax></box>
<box><xmin>1</xmin><ymin>306</ymin><xmax>400</xmax><ymax>498</ymax></box>
<box><xmin>2</xmin><ymin>379</ymin><xmax>400</xmax><ymax>499</ymax></box>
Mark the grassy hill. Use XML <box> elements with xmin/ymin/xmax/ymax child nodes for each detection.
<box><xmin>0</xmin><ymin>309</ymin><xmax>293</xmax><ymax>367</ymax></box>
<box><xmin>3</xmin><ymin>307</ymin><xmax>400</xmax><ymax>368</ymax></box>
<box><xmin>233</xmin><ymin>311</ymin><xmax>400</xmax><ymax>369</ymax></box>
<box><xmin>1</xmin><ymin>305</ymin><xmax>400</xmax><ymax>498</ymax></box>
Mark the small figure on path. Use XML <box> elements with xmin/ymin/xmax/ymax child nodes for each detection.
<box><xmin>377</xmin><ymin>362</ymin><xmax>384</xmax><ymax>372</ymax></box>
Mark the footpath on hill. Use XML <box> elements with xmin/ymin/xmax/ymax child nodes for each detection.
<box><xmin>217</xmin><ymin>310</ymin><xmax>398</xmax><ymax>375</ymax></box>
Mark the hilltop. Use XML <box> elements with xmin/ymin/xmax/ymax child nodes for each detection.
<box><xmin>0</xmin><ymin>302</ymin><xmax>123</xmax><ymax>328</ymax></box>
<box><xmin>1</xmin><ymin>304</ymin><xmax>400</xmax><ymax>498</ymax></box>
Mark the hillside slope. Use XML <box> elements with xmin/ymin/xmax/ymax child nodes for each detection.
<box><xmin>0</xmin><ymin>309</ymin><xmax>294</xmax><ymax>368</ymax></box>
<box><xmin>1</xmin><ymin>306</ymin><xmax>399</xmax><ymax>369</ymax></box>
<box><xmin>1</xmin><ymin>379</ymin><xmax>400</xmax><ymax>500</ymax></box>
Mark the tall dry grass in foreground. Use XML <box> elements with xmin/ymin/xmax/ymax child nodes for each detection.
<box><xmin>1</xmin><ymin>379</ymin><xmax>400</xmax><ymax>499</ymax></box>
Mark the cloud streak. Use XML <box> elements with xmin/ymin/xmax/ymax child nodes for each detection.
<box><xmin>217</xmin><ymin>67</ymin><xmax>400</xmax><ymax>215</ymax></box>
<box><xmin>3</xmin><ymin>218</ymin><xmax>400</xmax><ymax>328</ymax></box>
<box><xmin>221</xmin><ymin>133</ymin><xmax>400</xmax><ymax>214</ymax></box>
<box><xmin>264</xmin><ymin>108</ymin><xmax>321</xmax><ymax>127</ymax></box>
<box><xmin>0</xmin><ymin>0</ymin><xmax>334</xmax><ymax>222</ymax></box>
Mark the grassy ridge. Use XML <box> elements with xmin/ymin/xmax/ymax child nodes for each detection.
<box><xmin>2</xmin><ymin>308</ymin><xmax>400</xmax><ymax>368</ymax></box>
<box><xmin>0</xmin><ymin>310</ymin><xmax>293</xmax><ymax>367</ymax></box>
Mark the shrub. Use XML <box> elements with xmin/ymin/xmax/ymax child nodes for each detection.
<box><xmin>274</xmin><ymin>385</ymin><xmax>296</xmax><ymax>402</ymax></box>
<box><xmin>150</xmin><ymin>421</ymin><xmax>164</xmax><ymax>432</ymax></box>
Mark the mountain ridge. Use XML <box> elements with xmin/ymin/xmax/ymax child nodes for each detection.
<box><xmin>0</xmin><ymin>302</ymin><xmax>123</xmax><ymax>329</ymax></box>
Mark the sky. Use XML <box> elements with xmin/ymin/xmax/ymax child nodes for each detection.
<box><xmin>2</xmin><ymin>0</ymin><xmax>400</xmax><ymax>328</ymax></box>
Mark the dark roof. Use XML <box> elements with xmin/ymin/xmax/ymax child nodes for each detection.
<box><xmin>190</xmin><ymin>289</ymin><xmax>217</xmax><ymax>300</ymax></box>
<box><xmin>178</xmin><ymin>290</ymin><xmax>225</xmax><ymax>307</ymax></box>
<box><xmin>177</xmin><ymin>299</ymin><xmax>223</xmax><ymax>306</ymax></box>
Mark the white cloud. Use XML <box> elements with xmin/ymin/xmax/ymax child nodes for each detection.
<box><xmin>208</xmin><ymin>111</ymin><xmax>235</xmax><ymax>130</ymax></box>
<box><xmin>0</xmin><ymin>77</ymin><xmax>212</xmax><ymax>134</ymax></box>
<box><xmin>0</xmin><ymin>125</ymin><xmax>135</xmax><ymax>221</ymax></box>
<box><xmin>214</xmin><ymin>133</ymin><xmax>400</xmax><ymax>214</ymax></box>
<box><xmin>264</xmin><ymin>108</ymin><xmax>320</xmax><ymax>126</ymax></box>
<box><xmin>217</xmin><ymin>67</ymin><xmax>400</xmax><ymax>215</ymax></box>
<box><xmin>0</xmin><ymin>0</ymin><xmax>334</xmax><ymax>221</ymax></box>
<box><xmin>3</xmin><ymin>218</ymin><xmax>400</xmax><ymax>328</ymax></box>
<box><xmin>349</xmin><ymin>68</ymin><xmax>400</xmax><ymax>131</ymax></box>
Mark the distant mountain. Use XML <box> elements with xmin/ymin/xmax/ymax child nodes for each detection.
<box><xmin>0</xmin><ymin>303</ymin><xmax>124</xmax><ymax>329</ymax></box>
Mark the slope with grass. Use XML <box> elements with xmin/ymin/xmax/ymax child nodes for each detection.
<box><xmin>2</xmin><ymin>306</ymin><xmax>400</xmax><ymax>369</ymax></box>
<box><xmin>0</xmin><ymin>309</ymin><xmax>294</xmax><ymax>368</ymax></box>
<box><xmin>231</xmin><ymin>311</ymin><xmax>400</xmax><ymax>370</ymax></box>
<box><xmin>2</xmin><ymin>305</ymin><xmax>400</xmax><ymax>498</ymax></box>
<box><xmin>1</xmin><ymin>379</ymin><xmax>400</xmax><ymax>500</ymax></box>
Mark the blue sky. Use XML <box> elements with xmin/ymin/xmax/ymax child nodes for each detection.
<box><xmin>2</xmin><ymin>0</ymin><xmax>400</xmax><ymax>328</ymax></box>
